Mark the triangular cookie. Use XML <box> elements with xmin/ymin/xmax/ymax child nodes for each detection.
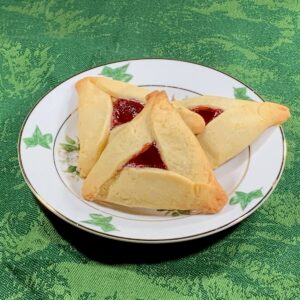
<box><xmin>176</xmin><ymin>96</ymin><xmax>290</xmax><ymax>168</ymax></box>
<box><xmin>76</xmin><ymin>77</ymin><xmax>205</xmax><ymax>177</ymax></box>
<box><xmin>82</xmin><ymin>91</ymin><xmax>227</xmax><ymax>213</ymax></box>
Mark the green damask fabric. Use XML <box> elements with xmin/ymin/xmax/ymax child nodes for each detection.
<box><xmin>0</xmin><ymin>1</ymin><xmax>299</xmax><ymax>299</ymax></box>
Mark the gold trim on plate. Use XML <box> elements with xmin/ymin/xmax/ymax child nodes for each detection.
<box><xmin>17</xmin><ymin>58</ymin><xmax>287</xmax><ymax>244</ymax></box>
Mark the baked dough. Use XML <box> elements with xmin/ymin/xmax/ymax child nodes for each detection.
<box><xmin>76</xmin><ymin>77</ymin><xmax>205</xmax><ymax>177</ymax></box>
<box><xmin>176</xmin><ymin>96</ymin><xmax>290</xmax><ymax>168</ymax></box>
<box><xmin>82</xmin><ymin>91</ymin><xmax>227</xmax><ymax>213</ymax></box>
<box><xmin>76</xmin><ymin>79</ymin><xmax>112</xmax><ymax>178</ymax></box>
<box><xmin>89</xmin><ymin>76</ymin><xmax>205</xmax><ymax>134</ymax></box>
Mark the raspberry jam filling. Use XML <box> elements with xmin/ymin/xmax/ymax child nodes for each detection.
<box><xmin>124</xmin><ymin>143</ymin><xmax>167</xmax><ymax>170</ymax></box>
<box><xmin>191</xmin><ymin>106</ymin><xmax>224</xmax><ymax>124</ymax></box>
<box><xmin>112</xmin><ymin>99</ymin><xmax>144</xmax><ymax>129</ymax></box>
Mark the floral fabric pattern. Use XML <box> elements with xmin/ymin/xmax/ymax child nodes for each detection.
<box><xmin>0</xmin><ymin>1</ymin><xmax>299</xmax><ymax>299</ymax></box>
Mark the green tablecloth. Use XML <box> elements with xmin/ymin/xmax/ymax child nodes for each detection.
<box><xmin>1</xmin><ymin>1</ymin><xmax>299</xmax><ymax>299</ymax></box>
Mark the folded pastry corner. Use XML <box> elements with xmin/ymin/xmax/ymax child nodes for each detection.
<box><xmin>178</xmin><ymin>96</ymin><xmax>290</xmax><ymax>168</ymax></box>
<box><xmin>172</xmin><ymin>103</ymin><xmax>205</xmax><ymax>135</ymax></box>
<box><xmin>258</xmin><ymin>101</ymin><xmax>290</xmax><ymax>124</ymax></box>
<box><xmin>76</xmin><ymin>78</ymin><xmax>112</xmax><ymax>178</ymax></box>
<box><xmin>89</xmin><ymin>76</ymin><xmax>148</xmax><ymax>103</ymax></box>
<box><xmin>89</xmin><ymin>76</ymin><xmax>205</xmax><ymax>134</ymax></box>
<box><xmin>82</xmin><ymin>90</ymin><xmax>227</xmax><ymax>213</ymax></box>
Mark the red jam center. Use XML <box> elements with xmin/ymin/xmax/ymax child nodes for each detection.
<box><xmin>124</xmin><ymin>143</ymin><xmax>167</xmax><ymax>170</ymax></box>
<box><xmin>112</xmin><ymin>99</ymin><xmax>144</xmax><ymax>129</ymax></box>
<box><xmin>191</xmin><ymin>106</ymin><xmax>224</xmax><ymax>124</ymax></box>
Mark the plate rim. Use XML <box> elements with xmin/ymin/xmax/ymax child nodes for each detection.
<box><xmin>17</xmin><ymin>58</ymin><xmax>287</xmax><ymax>244</ymax></box>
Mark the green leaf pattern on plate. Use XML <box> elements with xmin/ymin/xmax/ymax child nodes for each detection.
<box><xmin>83</xmin><ymin>214</ymin><xmax>117</xmax><ymax>232</ymax></box>
<box><xmin>60</xmin><ymin>136</ymin><xmax>80</xmax><ymax>152</ymax></box>
<box><xmin>66</xmin><ymin>165</ymin><xmax>79</xmax><ymax>176</ymax></box>
<box><xmin>100</xmin><ymin>64</ymin><xmax>133</xmax><ymax>82</ymax></box>
<box><xmin>230</xmin><ymin>188</ymin><xmax>263</xmax><ymax>210</ymax></box>
<box><xmin>59</xmin><ymin>136</ymin><xmax>80</xmax><ymax>177</ymax></box>
<box><xmin>234</xmin><ymin>87</ymin><xmax>251</xmax><ymax>100</ymax></box>
<box><xmin>23</xmin><ymin>126</ymin><xmax>53</xmax><ymax>149</ymax></box>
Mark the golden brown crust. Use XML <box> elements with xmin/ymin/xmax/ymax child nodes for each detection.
<box><xmin>82</xmin><ymin>91</ymin><xmax>227</xmax><ymax>213</ymax></box>
<box><xmin>76</xmin><ymin>78</ymin><xmax>112</xmax><ymax>177</ymax></box>
<box><xmin>177</xmin><ymin>96</ymin><xmax>290</xmax><ymax>168</ymax></box>
<box><xmin>82</xmin><ymin>97</ymin><xmax>154</xmax><ymax>200</ymax></box>
<box><xmin>88</xmin><ymin>76</ymin><xmax>205</xmax><ymax>134</ymax></box>
<box><xmin>173</xmin><ymin>104</ymin><xmax>205</xmax><ymax>134</ymax></box>
<box><xmin>89</xmin><ymin>76</ymin><xmax>148</xmax><ymax>102</ymax></box>
<box><xmin>76</xmin><ymin>77</ymin><xmax>205</xmax><ymax>176</ymax></box>
<box><xmin>149</xmin><ymin>91</ymin><xmax>210</xmax><ymax>182</ymax></box>
<box><xmin>106</xmin><ymin>168</ymin><xmax>218</xmax><ymax>211</ymax></box>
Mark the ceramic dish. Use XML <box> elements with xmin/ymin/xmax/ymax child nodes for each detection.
<box><xmin>18</xmin><ymin>59</ymin><xmax>286</xmax><ymax>243</ymax></box>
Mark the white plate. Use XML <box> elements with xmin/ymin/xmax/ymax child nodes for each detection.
<box><xmin>18</xmin><ymin>59</ymin><xmax>286</xmax><ymax>243</ymax></box>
